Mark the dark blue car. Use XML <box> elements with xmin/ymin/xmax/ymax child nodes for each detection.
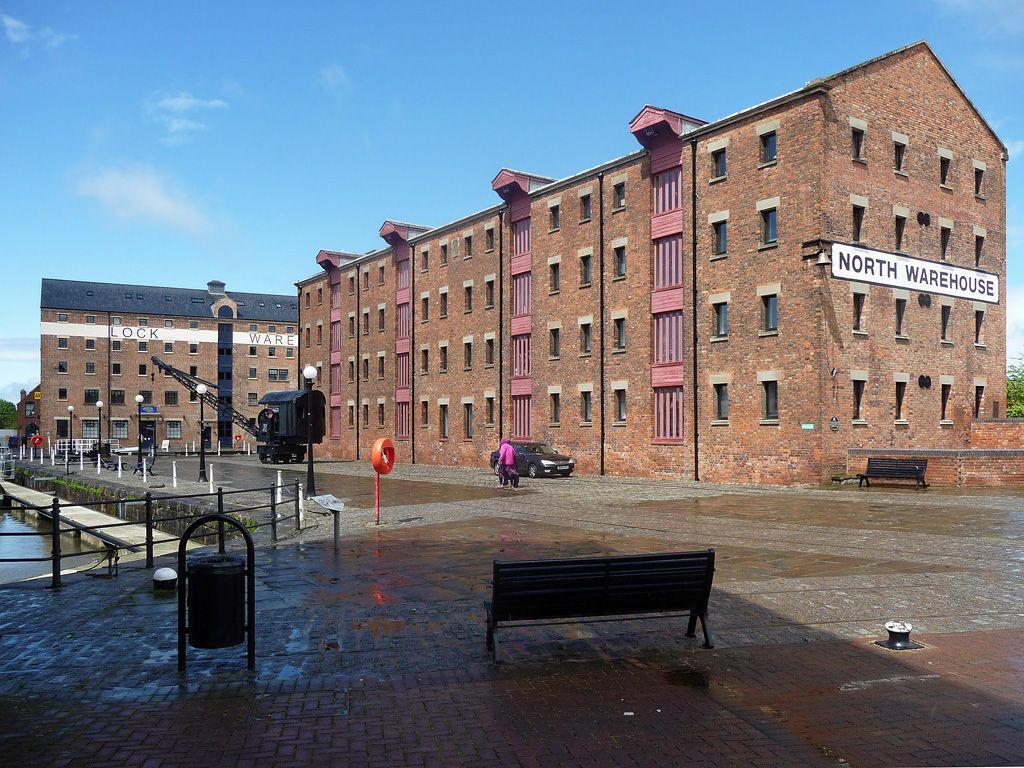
<box><xmin>489</xmin><ymin>441</ymin><xmax>575</xmax><ymax>478</ymax></box>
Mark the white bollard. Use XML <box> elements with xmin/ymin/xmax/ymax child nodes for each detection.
<box><xmin>172</xmin><ymin>460</ymin><xmax>177</xmax><ymax>488</ymax></box>
<box><xmin>184</xmin><ymin>444</ymin><xmax>188</xmax><ymax>457</ymax></box>
<box><xmin>97</xmin><ymin>455</ymin><xmax>101</xmax><ymax>474</ymax></box>
<box><xmin>79</xmin><ymin>454</ymin><xmax>84</xmax><ymax>471</ymax></box>
<box><xmin>217</xmin><ymin>441</ymin><xmax>221</xmax><ymax>457</ymax></box>
<box><xmin>298</xmin><ymin>483</ymin><xmax>305</xmax><ymax>525</ymax></box>
<box><xmin>50</xmin><ymin>451</ymin><xmax>54</xmax><ymax>466</ymax></box>
<box><xmin>208</xmin><ymin>465</ymin><xmax>214</xmax><ymax>494</ymax></box>
<box><xmin>276</xmin><ymin>470</ymin><xmax>283</xmax><ymax>505</ymax></box>
<box><xmin>117</xmin><ymin>456</ymin><xmax>122</xmax><ymax>478</ymax></box>
<box><xmin>142</xmin><ymin>457</ymin><xmax>147</xmax><ymax>484</ymax></box>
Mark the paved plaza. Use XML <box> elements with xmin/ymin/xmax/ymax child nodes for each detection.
<box><xmin>1</xmin><ymin>458</ymin><xmax>1023</xmax><ymax>767</ymax></box>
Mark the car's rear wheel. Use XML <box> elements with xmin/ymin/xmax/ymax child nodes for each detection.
<box><xmin>528</xmin><ymin>463</ymin><xmax>539</xmax><ymax>478</ymax></box>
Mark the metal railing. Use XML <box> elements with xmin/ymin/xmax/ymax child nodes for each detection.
<box><xmin>0</xmin><ymin>481</ymin><xmax>302</xmax><ymax>589</ymax></box>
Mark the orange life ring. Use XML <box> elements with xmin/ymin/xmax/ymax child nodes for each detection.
<box><xmin>234</xmin><ymin>434</ymin><xmax>242</xmax><ymax>442</ymax></box>
<box><xmin>30</xmin><ymin>434</ymin><xmax>44</xmax><ymax>447</ymax></box>
<box><xmin>371</xmin><ymin>437</ymin><xmax>396</xmax><ymax>474</ymax></box>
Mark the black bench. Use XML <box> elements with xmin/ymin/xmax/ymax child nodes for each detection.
<box><xmin>858</xmin><ymin>457</ymin><xmax>928</xmax><ymax>489</ymax></box>
<box><xmin>484</xmin><ymin>549</ymin><xmax>715</xmax><ymax>661</ymax></box>
<box><xmin>133</xmin><ymin>456</ymin><xmax>157</xmax><ymax>476</ymax></box>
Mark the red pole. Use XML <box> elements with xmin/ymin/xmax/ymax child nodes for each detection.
<box><xmin>375</xmin><ymin>471</ymin><xmax>381</xmax><ymax>526</ymax></box>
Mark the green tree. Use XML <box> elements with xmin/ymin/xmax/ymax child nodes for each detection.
<box><xmin>0</xmin><ymin>399</ymin><xmax>15</xmax><ymax>429</ymax></box>
<box><xmin>1008</xmin><ymin>356</ymin><xmax>1024</xmax><ymax>418</ymax></box>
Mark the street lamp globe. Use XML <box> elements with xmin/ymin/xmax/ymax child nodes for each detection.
<box><xmin>303</xmin><ymin>365</ymin><xmax>318</xmax><ymax>382</ymax></box>
<box><xmin>95</xmin><ymin>400</ymin><xmax>103</xmax><ymax>410</ymax></box>
<box><xmin>302</xmin><ymin>365</ymin><xmax>318</xmax><ymax>498</ymax></box>
<box><xmin>135</xmin><ymin>394</ymin><xmax>144</xmax><ymax>405</ymax></box>
<box><xmin>67</xmin><ymin>405</ymin><xmax>74</xmax><ymax>414</ymax></box>
<box><xmin>196</xmin><ymin>384</ymin><xmax>208</xmax><ymax>396</ymax></box>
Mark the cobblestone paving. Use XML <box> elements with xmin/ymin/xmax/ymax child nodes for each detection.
<box><xmin>1</xmin><ymin>458</ymin><xmax>1023</xmax><ymax>767</ymax></box>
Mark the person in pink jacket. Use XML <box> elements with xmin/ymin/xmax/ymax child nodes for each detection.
<box><xmin>498</xmin><ymin>438</ymin><xmax>519</xmax><ymax>489</ymax></box>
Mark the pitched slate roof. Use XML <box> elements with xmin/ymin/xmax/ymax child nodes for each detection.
<box><xmin>40</xmin><ymin>278</ymin><xmax>298</xmax><ymax>322</ymax></box>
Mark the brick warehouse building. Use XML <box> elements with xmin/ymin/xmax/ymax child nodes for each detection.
<box><xmin>299</xmin><ymin>42</ymin><xmax>1009</xmax><ymax>484</ymax></box>
<box><xmin>38</xmin><ymin>279</ymin><xmax>299</xmax><ymax>451</ymax></box>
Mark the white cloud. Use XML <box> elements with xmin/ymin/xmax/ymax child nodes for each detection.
<box><xmin>1005</xmin><ymin>139</ymin><xmax>1024</xmax><ymax>160</ymax></box>
<box><xmin>320</xmin><ymin>64</ymin><xmax>352</xmax><ymax>93</ymax></box>
<box><xmin>2</xmin><ymin>13</ymin><xmax>75</xmax><ymax>48</ymax></box>
<box><xmin>75</xmin><ymin>166</ymin><xmax>207</xmax><ymax>235</ymax></box>
<box><xmin>146</xmin><ymin>91</ymin><xmax>229</xmax><ymax>144</ymax></box>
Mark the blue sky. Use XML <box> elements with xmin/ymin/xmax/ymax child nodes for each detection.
<box><xmin>1</xmin><ymin>0</ymin><xmax>1022</xmax><ymax>402</ymax></box>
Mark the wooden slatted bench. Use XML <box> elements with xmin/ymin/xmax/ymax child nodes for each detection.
<box><xmin>484</xmin><ymin>549</ymin><xmax>715</xmax><ymax>661</ymax></box>
<box><xmin>857</xmin><ymin>457</ymin><xmax>928</xmax><ymax>489</ymax></box>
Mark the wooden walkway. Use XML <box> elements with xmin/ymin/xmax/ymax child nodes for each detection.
<box><xmin>2</xmin><ymin>481</ymin><xmax>196</xmax><ymax>558</ymax></box>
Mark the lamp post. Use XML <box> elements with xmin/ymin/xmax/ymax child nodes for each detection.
<box><xmin>135</xmin><ymin>394</ymin><xmax>145</xmax><ymax>456</ymax></box>
<box><xmin>95</xmin><ymin>400</ymin><xmax>104</xmax><ymax>458</ymax></box>
<box><xmin>303</xmin><ymin>365</ymin><xmax>318</xmax><ymax>498</ymax></box>
<box><xmin>66</xmin><ymin>404</ymin><xmax>74</xmax><ymax>473</ymax></box>
<box><xmin>196</xmin><ymin>384</ymin><xmax>208</xmax><ymax>482</ymax></box>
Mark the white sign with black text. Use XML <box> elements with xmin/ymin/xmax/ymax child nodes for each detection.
<box><xmin>830</xmin><ymin>243</ymin><xmax>999</xmax><ymax>304</ymax></box>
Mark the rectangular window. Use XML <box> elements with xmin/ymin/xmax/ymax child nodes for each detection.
<box><xmin>941</xmin><ymin>304</ymin><xmax>952</xmax><ymax>341</ymax></box>
<box><xmin>112</xmin><ymin>420</ymin><xmax>128</xmax><ymax>439</ymax></box>
<box><xmin>714</xmin><ymin>383</ymin><xmax>729</xmax><ymax>421</ymax></box>
<box><xmin>613</xmin><ymin>317</ymin><xmax>626</xmax><ymax>350</ymax></box>
<box><xmin>975</xmin><ymin>309</ymin><xmax>984</xmax><ymax>345</ymax></box>
<box><xmin>58</xmin><ymin>387</ymin><xmax>67</xmax><ymax>401</ymax></box>
<box><xmin>486</xmin><ymin>228</ymin><xmax>495</xmax><ymax>251</ymax></box>
<box><xmin>317</xmin><ymin>287</ymin><xmax>323</xmax><ymax>305</ymax></box>
<box><xmin>164</xmin><ymin>391</ymin><xmax>178</xmax><ymax>406</ymax></box>
<box><xmin>397</xmin><ymin>259</ymin><xmax>410</xmax><ymax>289</ymax></box>
<box><xmin>348</xmin><ymin>405</ymin><xmax>355</xmax><ymax>426</ymax></box>
<box><xmin>581</xmin><ymin>390</ymin><xmax>592</xmax><ymax>423</ymax></box>
<box><xmin>464</xmin><ymin>403</ymin><xmax>473</xmax><ymax>439</ymax></box>
<box><xmin>713</xmin><ymin>302</ymin><xmax>728</xmax><ymax>338</ymax></box>
<box><xmin>189</xmin><ymin>343</ymin><xmax>198</xmax><ymax>355</ymax></box>
<box><xmin>654</xmin><ymin>235</ymin><xmax>683</xmax><ymax>289</ymax></box>
<box><xmin>421</xmin><ymin>296</ymin><xmax>429</xmax><ymax>321</ymax></box>
<box><xmin>613</xmin><ymin>182</ymin><xmax>626</xmax><ymax>209</ymax></box>
<box><xmin>713</xmin><ymin>221</ymin><xmax>728</xmax><ymax>255</ymax></box>
<box><xmin>85</xmin><ymin>361</ymin><xmax>95</xmax><ymax>375</ymax></box>
<box><xmin>110</xmin><ymin>389</ymin><xmax>124</xmax><ymax>405</ymax></box>
<box><xmin>361</xmin><ymin>311</ymin><xmax>369</xmax><ymax>335</ymax></box>
<box><xmin>397</xmin><ymin>304</ymin><xmax>410</xmax><ymax>338</ymax></box>
<box><xmin>975</xmin><ymin>235</ymin><xmax>984</xmax><ymax>267</ymax></box>
<box><xmin>512</xmin><ymin>335</ymin><xmax>530</xmax><ymax>377</ymax></box>
<box><xmin>485</xmin><ymin>396</ymin><xmax>495</xmax><ymax>424</ymax></box>
<box><xmin>138</xmin><ymin>341</ymin><xmax>148</xmax><ymax>353</ymax></box>
<box><xmin>762</xmin><ymin>380</ymin><xmax>779</xmax><ymax>420</ymax></box>
<box><xmin>512</xmin><ymin>395</ymin><xmax>531</xmax><ymax>438</ymax></box>
<box><xmin>84</xmin><ymin>388</ymin><xmax>99</xmax><ymax>405</ymax></box>
<box><xmin>853</xmin><ymin>379</ymin><xmax>865</xmax><ymax>420</ymax></box>
<box><xmin>396</xmin><ymin>401</ymin><xmax>410</xmax><ymax>440</ymax></box>
<box><xmin>464</xmin><ymin>235</ymin><xmax>473</xmax><ymax>258</ymax></box>
<box><xmin>941</xmin><ymin>383</ymin><xmax>952</xmax><ymax>421</ymax></box>
<box><xmin>485</xmin><ymin>337</ymin><xmax>495</xmax><ymax>366</ymax></box>
<box><xmin>57</xmin><ymin>337</ymin><xmax>68</xmax><ymax>349</ymax></box>
<box><xmin>941</xmin><ymin>226</ymin><xmax>951</xmax><ymax>260</ymax></box>
<box><xmin>614</xmin><ymin>388</ymin><xmax>627</xmax><ymax>422</ymax></box>
<box><xmin>712</xmin><ymin>149</ymin><xmax>727</xmax><ymax>178</ymax></box>
<box><xmin>762</xmin><ymin>294</ymin><xmax>778</xmax><ymax>332</ymax></box>
<box><xmin>896</xmin><ymin>380</ymin><xmax>907</xmax><ymax>420</ymax></box>
<box><xmin>614</xmin><ymin>245</ymin><xmax>627</xmax><ymax>278</ymax></box>
<box><xmin>421</xmin><ymin>250</ymin><xmax>429</xmax><ymax>271</ymax></box>
<box><xmin>362</xmin><ymin>403</ymin><xmax>369</xmax><ymax>427</ymax></box>
<box><xmin>440</xmin><ymin>243</ymin><xmax>448</xmax><ymax>264</ymax></box>
<box><xmin>139</xmin><ymin>390</ymin><xmax>152</xmax><ymax>405</ymax></box>
<box><xmin>378</xmin><ymin>403</ymin><xmax>385</xmax><ymax>427</ymax></box>
<box><xmin>248</xmin><ymin>392</ymin><xmax>259</xmax><ymax>407</ymax></box>
<box><xmin>654</xmin><ymin>386</ymin><xmax>684</xmax><ymax>442</ymax></box>
<box><xmin>580</xmin><ymin>254</ymin><xmax>592</xmax><ymax>286</ymax></box>
<box><xmin>164</xmin><ymin>342</ymin><xmax>173</xmax><ymax>354</ymax></box>
<box><xmin>439</xmin><ymin>346</ymin><xmax>448</xmax><ymax>373</ymax></box>
<box><xmin>440</xmin><ymin>292</ymin><xmax>448</xmax><ymax>318</ymax></box>
<box><xmin>853</xmin><ymin>293</ymin><xmax>865</xmax><ymax>332</ymax></box>
<box><xmin>464</xmin><ymin>341</ymin><xmax>473</xmax><ymax>370</ymax></box>
<box><xmin>580</xmin><ymin>194</ymin><xmax>592</xmax><ymax>221</ymax></box>
<box><xmin>112</xmin><ymin>363</ymin><xmax>122</xmax><ymax>376</ymax></box>
<box><xmin>895</xmin><ymin>298</ymin><xmax>907</xmax><ymax>336</ymax></box>
<box><xmin>138</xmin><ymin>364</ymin><xmax>147</xmax><ymax>376</ymax></box>
<box><xmin>654</xmin><ymin>311</ymin><xmax>684</xmax><ymax>364</ymax></box>
<box><xmin>112</xmin><ymin>340</ymin><xmax>122</xmax><ymax>351</ymax></box>
<box><xmin>760</xmin><ymin>131</ymin><xmax>777</xmax><ymax>163</ymax></box>
<box><xmin>894</xmin><ymin>141</ymin><xmax>906</xmax><ymax>171</ymax></box>
<box><xmin>85</xmin><ymin>315</ymin><xmax>95</xmax><ymax>324</ymax></box>
<box><xmin>348</xmin><ymin>275</ymin><xmax>355</xmax><ymax>294</ymax></box>
<box><xmin>895</xmin><ymin>215</ymin><xmax>907</xmax><ymax>251</ymax></box>
<box><xmin>549</xmin><ymin>262</ymin><xmax>560</xmax><ymax>293</ymax></box>
<box><xmin>975</xmin><ymin>167</ymin><xmax>984</xmax><ymax>196</ymax></box>
<box><xmin>580</xmin><ymin>323</ymin><xmax>592</xmax><ymax>355</ymax></box>
<box><xmin>512</xmin><ymin>273</ymin><xmax>531</xmax><ymax>316</ymax></box>
<box><xmin>464</xmin><ymin>286</ymin><xmax>473</xmax><ymax>312</ymax></box>
<box><xmin>549</xmin><ymin>204</ymin><xmax>560</xmax><ymax>231</ymax></box>
<box><xmin>397</xmin><ymin>352</ymin><xmax>410</xmax><ymax>388</ymax></box>
<box><xmin>485</xmin><ymin>278</ymin><xmax>495</xmax><ymax>308</ymax></box>
<box><xmin>975</xmin><ymin>385</ymin><xmax>985</xmax><ymax>418</ymax></box>
<box><xmin>421</xmin><ymin>348</ymin><xmax>429</xmax><ymax>374</ymax></box>
<box><xmin>653</xmin><ymin>168</ymin><xmax>681</xmax><ymax>213</ymax></box>
<box><xmin>940</xmin><ymin>156</ymin><xmax>951</xmax><ymax>186</ymax></box>
<box><xmin>550</xmin><ymin>392</ymin><xmax>561</xmax><ymax>425</ymax></box>
<box><xmin>513</xmin><ymin>219</ymin><xmax>531</xmax><ymax>256</ymax></box>
<box><xmin>852</xmin><ymin>206</ymin><xmax>865</xmax><ymax>242</ymax></box>
<box><xmin>57</xmin><ymin>360</ymin><xmax>68</xmax><ymax>374</ymax></box>
<box><xmin>549</xmin><ymin>327</ymin><xmax>560</xmax><ymax>359</ymax></box>
<box><xmin>85</xmin><ymin>338</ymin><xmax>96</xmax><ymax>351</ymax></box>
<box><xmin>439</xmin><ymin>404</ymin><xmax>449</xmax><ymax>439</ymax></box>
<box><xmin>378</xmin><ymin>265</ymin><xmax>385</xmax><ymax>285</ymax></box>
<box><xmin>362</xmin><ymin>357</ymin><xmax>369</xmax><ymax>381</ymax></box>
<box><xmin>761</xmin><ymin>208</ymin><xmax>777</xmax><ymax>245</ymax></box>
<box><xmin>851</xmin><ymin>127</ymin><xmax>865</xmax><ymax>160</ymax></box>
<box><xmin>419</xmin><ymin>400</ymin><xmax>429</xmax><ymax>426</ymax></box>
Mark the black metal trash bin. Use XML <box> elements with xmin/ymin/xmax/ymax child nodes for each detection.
<box><xmin>187</xmin><ymin>554</ymin><xmax>245</xmax><ymax>649</ymax></box>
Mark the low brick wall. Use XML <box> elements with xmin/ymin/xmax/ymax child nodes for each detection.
<box><xmin>848</xmin><ymin>448</ymin><xmax>1024</xmax><ymax>487</ymax></box>
<box><xmin>970</xmin><ymin>419</ymin><xmax>1024</xmax><ymax>449</ymax></box>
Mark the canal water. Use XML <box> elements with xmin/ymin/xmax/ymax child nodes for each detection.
<box><xmin>0</xmin><ymin>508</ymin><xmax>96</xmax><ymax>585</ymax></box>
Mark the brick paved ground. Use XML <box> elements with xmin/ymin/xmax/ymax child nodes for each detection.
<box><xmin>1</xmin><ymin>458</ymin><xmax>1022</xmax><ymax>767</ymax></box>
